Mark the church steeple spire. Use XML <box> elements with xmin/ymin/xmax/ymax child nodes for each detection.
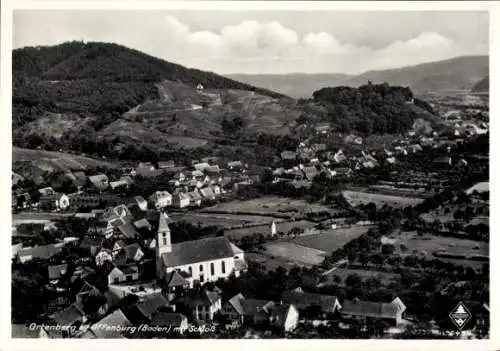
<box><xmin>157</xmin><ymin>212</ymin><xmax>172</xmax><ymax>255</ymax></box>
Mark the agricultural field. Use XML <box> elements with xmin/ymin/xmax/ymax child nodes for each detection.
<box><xmin>225</xmin><ymin>220</ymin><xmax>314</xmax><ymax>240</ymax></box>
<box><xmin>263</xmin><ymin>242</ymin><xmax>326</xmax><ymax>266</ymax></box>
<box><xmin>202</xmin><ymin>196</ymin><xmax>341</xmax><ymax>218</ymax></box>
<box><xmin>169</xmin><ymin>213</ymin><xmax>276</xmax><ymax>229</ymax></box>
<box><xmin>246</xmin><ymin>252</ymin><xmax>301</xmax><ymax>271</ymax></box>
<box><xmin>323</xmin><ymin>268</ymin><xmax>400</xmax><ymax>286</ymax></box>
<box><xmin>342</xmin><ymin>190</ymin><xmax>424</xmax><ymax>209</ymax></box>
<box><xmin>390</xmin><ymin>231</ymin><xmax>489</xmax><ymax>269</ymax></box>
<box><xmin>286</xmin><ymin>226</ymin><xmax>372</xmax><ymax>252</ymax></box>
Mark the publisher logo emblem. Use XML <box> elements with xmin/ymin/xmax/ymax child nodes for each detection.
<box><xmin>449</xmin><ymin>302</ymin><xmax>472</xmax><ymax>330</ymax></box>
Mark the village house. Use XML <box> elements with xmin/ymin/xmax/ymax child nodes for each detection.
<box><xmin>106</xmin><ymin>263</ymin><xmax>140</xmax><ymax>285</ymax></box>
<box><xmin>16</xmin><ymin>243</ymin><xmax>65</xmax><ymax>263</ymax></box>
<box><xmin>88</xmin><ymin>174</ymin><xmax>109</xmax><ymax>192</ymax></box>
<box><xmin>194</xmin><ymin>162</ymin><xmax>210</xmax><ymax>172</ymax></box>
<box><xmin>281</xmin><ymin>151</ymin><xmax>297</xmax><ymax>162</ymax></box>
<box><xmin>39</xmin><ymin>187</ymin><xmax>56</xmax><ymax>196</ymax></box>
<box><xmin>129</xmin><ymin>293</ymin><xmax>171</xmax><ymax>324</ymax></box>
<box><xmin>80</xmin><ymin>309</ymin><xmax>132</xmax><ymax>339</ymax></box>
<box><xmin>16</xmin><ymin>192</ymin><xmax>31</xmax><ymax>209</ymax></box>
<box><xmin>109</xmin><ymin>179</ymin><xmax>130</xmax><ymax>191</ymax></box>
<box><xmin>190</xmin><ymin>169</ymin><xmax>205</xmax><ymax>180</ymax></box>
<box><xmin>164</xmin><ymin>270</ymin><xmax>191</xmax><ymax>297</ymax></box>
<box><xmin>199</xmin><ymin>186</ymin><xmax>216</xmax><ymax>201</ymax></box>
<box><xmin>189</xmin><ymin>289</ymin><xmax>222</xmax><ymax>321</ymax></box>
<box><xmin>222</xmin><ymin>293</ymin><xmax>274</xmax><ymax>326</ymax></box>
<box><xmin>314</xmin><ymin>123</ymin><xmax>330</xmax><ymax>134</ymax></box>
<box><xmin>281</xmin><ymin>288</ymin><xmax>341</xmax><ymax>316</ymax></box>
<box><xmin>188</xmin><ymin>190</ymin><xmax>202</xmax><ymax>207</ymax></box>
<box><xmin>134</xmin><ymin>196</ymin><xmax>148</xmax><ymax>211</ymax></box>
<box><xmin>48</xmin><ymin>264</ymin><xmax>69</xmax><ymax>285</ymax></box>
<box><xmin>269</xmin><ymin>303</ymin><xmax>299</xmax><ymax>333</ymax></box>
<box><xmin>112</xmin><ymin>243</ymin><xmax>145</xmax><ymax>266</ymax></box>
<box><xmin>46</xmin><ymin>303</ymin><xmax>87</xmax><ymax>338</ymax></box>
<box><xmin>149</xmin><ymin>191</ymin><xmax>173</xmax><ymax>210</ymax></box>
<box><xmin>227</xmin><ymin>161</ymin><xmax>244</xmax><ymax>171</ymax></box>
<box><xmin>173</xmin><ymin>193</ymin><xmax>190</xmax><ymax>209</ymax></box>
<box><xmin>39</xmin><ymin>193</ymin><xmax>70</xmax><ymax>211</ymax></box>
<box><xmin>341</xmin><ymin>297</ymin><xmax>407</xmax><ymax>327</ymax></box>
<box><xmin>133</xmin><ymin>218</ymin><xmax>152</xmax><ymax>232</ymax></box>
<box><xmin>68</xmin><ymin>193</ymin><xmax>119</xmax><ymax>211</ymax></box>
<box><xmin>205</xmin><ymin>165</ymin><xmax>221</xmax><ymax>176</ymax></box>
<box><xmin>302</xmin><ymin>166</ymin><xmax>319</xmax><ymax>181</ymax></box>
<box><xmin>155</xmin><ymin>213</ymin><xmax>246</xmax><ymax>287</ymax></box>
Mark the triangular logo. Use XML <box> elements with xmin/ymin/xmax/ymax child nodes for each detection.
<box><xmin>449</xmin><ymin>302</ymin><xmax>472</xmax><ymax>330</ymax></box>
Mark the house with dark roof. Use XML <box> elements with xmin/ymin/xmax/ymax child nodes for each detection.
<box><xmin>281</xmin><ymin>288</ymin><xmax>341</xmax><ymax>316</ymax></box>
<box><xmin>113</xmin><ymin>243</ymin><xmax>144</xmax><ymax>266</ymax></box>
<box><xmin>80</xmin><ymin>309</ymin><xmax>132</xmax><ymax>339</ymax></box>
<box><xmin>17</xmin><ymin>243</ymin><xmax>65</xmax><ymax>263</ymax></box>
<box><xmin>341</xmin><ymin>297</ymin><xmax>406</xmax><ymax>326</ymax></box>
<box><xmin>205</xmin><ymin>165</ymin><xmax>221</xmax><ymax>176</ymax></box>
<box><xmin>187</xmin><ymin>190</ymin><xmax>202</xmax><ymax>207</ymax></box>
<box><xmin>188</xmin><ymin>289</ymin><xmax>222</xmax><ymax>321</ymax></box>
<box><xmin>155</xmin><ymin>213</ymin><xmax>246</xmax><ymax>287</ymax></box>
<box><xmin>150</xmin><ymin>312</ymin><xmax>188</xmax><ymax>334</ymax></box>
<box><xmin>222</xmin><ymin>293</ymin><xmax>274</xmax><ymax>326</ymax></box>
<box><xmin>227</xmin><ymin>161</ymin><xmax>244</xmax><ymax>171</ymax></box>
<box><xmin>88</xmin><ymin>174</ymin><xmax>109</xmax><ymax>192</ymax></box>
<box><xmin>133</xmin><ymin>218</ymin><xmax>152</xmax><ymax>232</ymax></box>
<box><xmin>48</xmin><ymin>264</ymin><xmax>69</xmax><ymax>283</ymax></box>
<box><xmin>165</xmin><ymin>270</ymin><xmax>191</xmax><ymax>295</ymax></box>
<box><xmin>130</xmin><ymin>294</ymin><xmax>171</xmax><ymax>323</ymax></box>
<box><xmin>49</xmin><ymin>303</ymin><xmax>87</xmax><ymax>336</ymax></box>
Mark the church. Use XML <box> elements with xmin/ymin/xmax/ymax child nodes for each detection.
<box><xmin>155</xmin><ymin>212</ymin><xmax>247</xmax><ymax>288</ymax></box>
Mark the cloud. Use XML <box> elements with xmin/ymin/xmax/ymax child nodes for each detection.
<box><xmin>14</xmin><ymin>11</ymin><xmax>477</xmax><ymax>75</ymax></box>
<box><xmin>162</xmin><ymin>14</ymin><xmax>458</xmax><ymax>73</ymax></box>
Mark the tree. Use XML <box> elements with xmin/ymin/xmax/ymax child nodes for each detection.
<box><xmin>358</xmin><ymin>252</ymin><xmax>369</xmax><ymax>267</ymax></box>
<box><xmin>381</xmin><ymin>244</ymin><xmax>395</xmax><ymax>256</ymax></box>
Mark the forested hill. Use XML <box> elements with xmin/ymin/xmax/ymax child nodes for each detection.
<box><xmin>12</xmin><ymin>41</ymin><xmax>285</xmax><ymax>129</ymax></box>
<box><xmin>13</xmin><ymin>41</ymin><xmax>284</xmax><ymax>95</ymax></box>
<box><xmin>310</xmin><ymin>83</ymin><xmax>435</xmax><ymax>134</ymax></box>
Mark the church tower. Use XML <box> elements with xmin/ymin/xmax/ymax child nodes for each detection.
<box><xmin>156</xmin><ymin>212</ymin><xmax>172</xmax><ymax>278</ymax></box>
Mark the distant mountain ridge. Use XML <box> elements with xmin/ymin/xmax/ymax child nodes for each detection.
<box><xmin>228</xmin><ymin>56</ymin><xmax>489</xmax><ymax>98</ymax></box>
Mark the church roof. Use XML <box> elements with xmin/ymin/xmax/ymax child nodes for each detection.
<box><xmin>161</xmin><ymin>237</ymin><xmax>237</xmax><ymax>267</ymax></box>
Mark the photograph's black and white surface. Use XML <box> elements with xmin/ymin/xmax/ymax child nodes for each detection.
<box><xmin>9</xmin><ymin>3</ymin><xmax>491</xmax><ymax>341</ymax></box>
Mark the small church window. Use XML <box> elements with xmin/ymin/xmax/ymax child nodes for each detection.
<box><xmin>189</xmin><ymin>266</ymin><xmax>193</xmax><ymax>275</ymax></box>
<box><xmin>199</xmin><ymin>264</ymin><xmax>203</xmax><ymax>272</ymax></box>
<box><xmin>210</xmin><ymin>263</ymin><xmax>215</xmax><ymax>275</ymax></box>
<box><xmin>221</xmin><ymin>261</ymin><xmax>226</xmax><ymax>274</ymax></box>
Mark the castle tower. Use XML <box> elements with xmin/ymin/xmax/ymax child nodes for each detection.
<box><xmin>156</xmin><ymin>212</ymin><xmax>172</xmax><ymax>278</ymax></box>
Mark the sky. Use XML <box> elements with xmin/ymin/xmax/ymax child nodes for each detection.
<box><xmin>13</xmin><ymin>10</ymin><xmax>489</xmax><ymax>75</ymax></box>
